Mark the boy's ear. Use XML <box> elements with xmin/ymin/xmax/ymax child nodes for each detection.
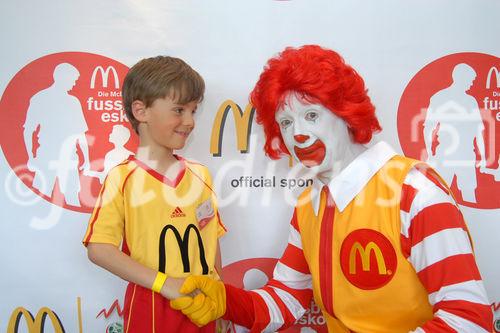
<box><xmin>131</xmin><ymin>100</ymin><xmax>148</xmax><ymax>122</ymax></box>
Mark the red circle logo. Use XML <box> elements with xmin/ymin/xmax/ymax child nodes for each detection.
<box><xmin>398</xmin><ymin>53</ymin><xmax>499</xmax><ymax>209</ymax></box>
<box><xmin>0</xmin><ymin>52</ymin><xmax>137</xmax><ymax>213</ymax></box>
<box><xmin>340</xmin><ymin>229</ymin><xmax>397</xmax><ymax>290</ymax></box>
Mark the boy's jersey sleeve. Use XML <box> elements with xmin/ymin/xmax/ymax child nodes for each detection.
<box><xmin>83</xmin><ymin>167</ymin><xmax>126</xmax><ymax>247</ymax></box>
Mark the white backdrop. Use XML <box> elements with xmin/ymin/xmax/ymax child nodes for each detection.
<box><xmin>1</xmin><ymin>1</ymin><xmax>499</xmax><ymax>332</ymax></box>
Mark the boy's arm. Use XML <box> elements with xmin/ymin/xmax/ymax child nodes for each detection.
<box><xmin>87</xmin><ymin>242</ymin><xmax>185</xmax><ymax>300</ymax></box>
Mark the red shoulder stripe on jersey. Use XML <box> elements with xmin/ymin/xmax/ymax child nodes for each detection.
<box><xmin>83</xmin><ymin>180</ymin><xmax>108</xmax><ymax>246</ymax></box>
<box><xmin>216</xmin><ymin>211</ymin><xmax>227</xmax><ymax>232</ymax></box>
<box><xmin>400</xmin><ymin>183</ymin><xmax>418</xmax><ymax>213</ymax></box>
<box><xmin>121</xmin><ymin>165</ymin><xmax>138</xmax><ymax>193</ymax></box>
<box><xmin>186</xmin><ymin>165</ymin><xmax>215</xmax><ymax>193</ymax></box>
<box><xmin>417</xmin><ymin>254</ymin><xmax>481</xmax><ymax>294</ymax></box>
<box><xmin>118</xmin><ymin>157</ymin><xmax>133</xmax><ymax>167</ymax></box>
<box><xmin>434</xmin><ymin>299</ymin><xmax>493</xmax><ymax>332</ymax></box>
<box><xmin>179</xmin><ymin>155</ymin><xmax>205</xmax><ymax>167</ymax></box>
<box><xmin>408</xmin><ymin>202</ymin><xmax>467</xmax><ymax>246</ymax></box>
<box><xmin>280</xmin><ymin>244</ymin><xmax>310</xmax><ymax>275</ymax></box>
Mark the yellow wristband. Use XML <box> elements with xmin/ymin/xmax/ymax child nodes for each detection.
<box><xmin>151</xmin><ymin>272</ymin><xmax>167</xmax><ymax>293</ymax></box>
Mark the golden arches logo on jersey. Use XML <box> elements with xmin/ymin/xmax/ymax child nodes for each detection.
<box><xmin>210</xmin><ymin>100</ymin><xmax>255</xmax><ymax>156</ymax></box>
<box><xmin>340</xmin><ymin>229</ymin><xmax>397</xmax><ymax>290</ymax></box>
<box><xmin>348</xmin><ymin>241</ymin><xmax>388</xmax><ymax>275</ymax></box>
<box><xmin>158</xmin><ymin>223</ymin><xmax>209</xmax><ymax>275</ymax></box>
<box><xmin>7</xmin><ymin>307</ymin><xmax>65</xmax><ymax>333</ymax></box>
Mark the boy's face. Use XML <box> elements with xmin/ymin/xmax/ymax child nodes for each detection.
<box><xmin>275</xmin><ymin>93</ymin><xmax>351</xmax><ymax>176</ymax></box>
<box><xmin>142</xmin><ymin>95</ymin><xmax>198</xmax><ymax>151</ymax></box>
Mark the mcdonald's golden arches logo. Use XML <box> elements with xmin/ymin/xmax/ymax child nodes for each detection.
<box><xmin>486</xmin><ymin>66</ymin><xmax>499</xmax><ymax>89</ymax></box>
<box><xmin>210</xmin><ymin>100</ymin><xmax>255</xmax><ymax>156</ymax></box>
<box><xmin>159</xmin><ymin>223</ymin><xmax>209</xmax><ymax>275</ymax></box>
<box><xmin>340</xmin><ymin>229</ymin><xmax>397</xmax><ymax>290</ymax></box>
<box><xmin>7</xmin><ymin>306</ymin><xmax>65</xmax><ymax>333</ymax></box>
<box><xmin>90</xmin><ymin>65</ymin><xmax>119</xmax><ymax>89</ymax></box>
<box><xmin>348</xmin><ymin>241</ymin><xmax>388</xmax><ymax>275</ymax></box>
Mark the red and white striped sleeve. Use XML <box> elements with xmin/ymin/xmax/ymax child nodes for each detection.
<box><xmin>224</xmin><ymin>209</ymin><xmax>313</xmax><ymax>332</ymax></box>
<box><xmin>399</xmin><ymin>166</ymin><xmax>493</xmax><ymax>333</ymax></box>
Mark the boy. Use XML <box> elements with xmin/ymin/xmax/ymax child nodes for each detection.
<box><xmin>83</xmin><ymin>56</ymin><xmax>226</xmax><ymax>333</ymax></box>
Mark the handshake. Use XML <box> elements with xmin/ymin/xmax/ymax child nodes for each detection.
<box><xmin>170</xmin><ymin>275</ymin><xmax>227</xmax><ymax>327</ymax></box>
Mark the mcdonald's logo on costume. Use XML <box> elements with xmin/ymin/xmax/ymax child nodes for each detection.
<box><xmin>7</xmin><ymin>307</ymin><xmax>65</xmax><ymax>333</ymax></box>
<box><xmin>210</xmin><ymin>100</ymin><xmax>255</xmax><ymax>156</ymax></box>
<box><xmin>340</xmin><ymin>229</ymin><xmax>397</xmax><ymax>290</ymax></box>
<box><xmin>348</xmin><ymin>241</ymin><xmax>388</xmax><ymax>275</ymax></box>
<box><xmin>159</xmin><ymin>223</ymin><xmax>209</xmax><ymax>275</ymax></box>
<box><xmin>90</xmin><ymin>65</ymin><xmax>120</xmax><ymax>89</ymax></box>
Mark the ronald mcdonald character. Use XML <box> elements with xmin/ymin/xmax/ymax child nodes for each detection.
<box><xmin>171</xmin><ymin>45</ymin><xmax>493</xmax><ymax>332</ymax></box>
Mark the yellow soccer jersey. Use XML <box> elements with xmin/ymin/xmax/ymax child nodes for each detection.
<box><xmin>83</xmin><ymin>156</ymin><xmax>226</xmax><ymax>278</ymax></box>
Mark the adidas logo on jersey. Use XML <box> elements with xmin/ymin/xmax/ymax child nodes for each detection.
<box><xmin>170</xmin><ymin>207</ymin><xmax>186</xmax><ymax>218</ymax></box>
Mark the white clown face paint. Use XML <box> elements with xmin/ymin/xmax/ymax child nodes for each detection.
<box><xmin>275</xmin><ymin>93</ymin><xmax>353</xmax><ymax>180</ymax></box>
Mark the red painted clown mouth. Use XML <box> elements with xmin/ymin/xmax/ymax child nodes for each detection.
<box><xmin>294</xmin><ymin>140</ymin><xmax>326</xmax><ymax>167</ymax></box>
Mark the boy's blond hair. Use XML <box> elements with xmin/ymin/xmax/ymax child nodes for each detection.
<box><xmin>122</xmin><ymin>56</ymin><xmax>205</xmax><ymax>132</ymax></box>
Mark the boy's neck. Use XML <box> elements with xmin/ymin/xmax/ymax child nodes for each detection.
<box><xmin>135</xmin><ymin>144</ymin><xmax>180</xmax><ymax>177</ymax></box>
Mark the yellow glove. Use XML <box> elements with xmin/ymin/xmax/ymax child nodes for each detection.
<box><xmin>170</xmin><ymin>276</ymin><xmax>226</xmax><ymax>327</ymax></box>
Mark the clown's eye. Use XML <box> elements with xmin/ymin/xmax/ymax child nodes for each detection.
<box><xmin>305</xmin><ymin>111</ymin><xmax>318</xmax><ymax>122</ymax></box>
<box><xmin>280</xmin><ymin>119</ymin><xmax>292</xmax><ymax>129</ymax></box>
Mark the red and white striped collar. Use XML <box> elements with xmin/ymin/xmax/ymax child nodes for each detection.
<box><xmin>310</xmin><ymin>141</ymin><xmax>398</xmax><ymax>214</ymax></box>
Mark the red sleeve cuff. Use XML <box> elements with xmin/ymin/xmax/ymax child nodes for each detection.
<box><xmin>223</xmin><ymin>284</ymin><xmax>255</xmax><ymax>328</ymax></box>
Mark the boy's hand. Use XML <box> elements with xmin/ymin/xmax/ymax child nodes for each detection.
<box><xmin>170</xmin><ymin>276</ymin><xmax>226</xmax><ymax>326</ymax></box>
<box><xmin>160</xmin><ymin>277</ymin><xmax>186</xmax><ymax>300</ymax></box>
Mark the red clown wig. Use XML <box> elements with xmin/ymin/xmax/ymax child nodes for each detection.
<box><xmin>250</xmin><ymin>45</ymin><xmax>381</xmax><ymax>159</ymax></box>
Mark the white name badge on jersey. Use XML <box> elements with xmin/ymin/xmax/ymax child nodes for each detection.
<box><xmin>196</xmin><ymin>199</ymin><xmax>215</xmax><ymax>229</ymax></box>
